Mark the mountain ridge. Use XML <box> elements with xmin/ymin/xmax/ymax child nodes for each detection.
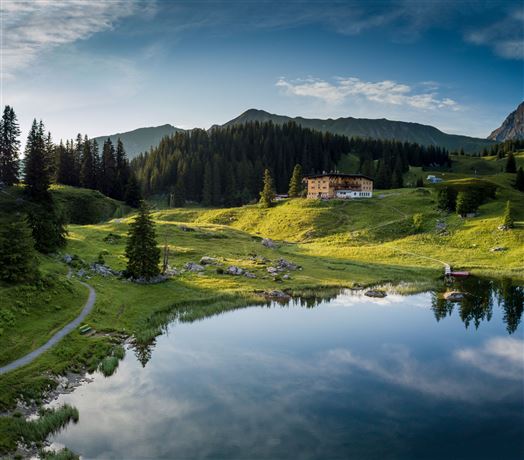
<box><xmin>488</xmin><ymin>101</ymin><xmax>524</xmax><ymax>142</ymax></box>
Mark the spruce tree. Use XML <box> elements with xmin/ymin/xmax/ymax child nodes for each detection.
<box><xmin>515</xmin><ymin>167</ymin><xmax>524</xmax><ymax>192</ymax></box>
<box><xmin>125</xmin><ymin>173</ymin><xmax>142</xmax><ymax>208</ymax></box>
<box><xmin>125</xmin><ymin>201</ymin><xmax>160</xmax><ymax>279</ymax></box>
<box><xmin>24</xmin><ymin>120</ymin><xmax>50</xmax><ymax>200</ymax></box>
<box><xmin>202</xmin><ymin>163</ymin><xmax>213</xmax><ymax>206</ymax></box>
<box><xmin>259</xmin><ymin>168</ymin><xmax>275</xmax><ymax>208</ymax></box>
<box><xmin>80</xmin><ymin>135</ymin><xmax>97</xmax><ymax>189</ymax></box>
<box><xmin>505</xmin><ymin>152</ymin><xmax>517</xmax><ymax>173</ymax></box>
<box><xmin>0</xmin><ymin>105</ymin><xmax>21</xmax><ymax>186</ymax></box>
<box><xmin>502</xmin><ymin>201</ymin><xmax>514</xmax><ymax>229</ymax></box>
<box><xmin>456</xmin><ymin>191</ymin><xmax>478</xmax><ymax>217</ymax></box>
<box><xmin>172</xmin><ymin>175</ymin><xmax>186</xmax><ymax>207</ymax></box>
<box><xmin>115</xmin><ymin>138</ymin><xmax>129</xmax><ymax>200</ymax></box>
<box><xmin>288</xmin><ymin>164</ymin><xmax>303</xmax><ymax>197</ymax></box>
<box><xmin>0</xmin><ymin>213</ymin><xmax>39</xmax><ymax>283</ymax></box>
<box><xmin>101</xmin><ymin>139</ymin><xmax>117</xmax><ymax>197</ymax></box>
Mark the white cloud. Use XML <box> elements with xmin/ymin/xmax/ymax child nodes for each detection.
<box><xmin>276</xmin><ymin>76</ymin><xmax>460</xmax><ymax>111</ymax></box>
<box><xmin>465</xmin><ymin>7</ymin><xmax>524</xmax><ymax>60</ymax></box>
<box><xmin>1</xmin><ymin>0</ymin><xmax>148</xmax><ymax>77</ymax></box>
<box><xmin>455</xmin><ymin>337</ymin><xmax>524</xmax><ymax>380</ymax></box>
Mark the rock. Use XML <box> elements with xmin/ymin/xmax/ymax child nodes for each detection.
<box><xmin>163</xmin><ymin>265</ymin><xmax>179</xmax><ymax>276</ymax></box>
<box><xmin>91</xmin><ymin>263</ymin><xmax>121</xmax><ymax>277</ymax></box>
<box><xmin>132</xmin><ymin>275</ymin><xmax>167</xmax><ymax>284</ymax></box>
<box><xmin>264</xmin><ymin>290</ymin><xmax>291</xmax><ymax>300</ymax></box>
<box><xmin>267</xmin><ymin>266</ymin><xmax>279</xmax><ymax>274</ymax></box>
<box><xmin>277</xmin><ymin>258</ymin><xmax>298</xmax><ymax>271</ymax></box>
<box><xmin>76</xmin><ymin>269</ymin><xmax>87</xmax><ymax>278</ymax></box>
<box><xmin>282</xmin><ymin>274</ymin><xmax>290</xmax><ymax>280</ymax></box>
<box><xmin>498</xmin><ymin>224</ymin><xmax>510</xmax><ymax>231</ymax></box>
<box><xmin>200</xmin><ymin>256</ymin><xmax>219</xmax><ymax>265</ymax></box>
<box><xmin>490</xmin><ymin>246</ymin><xmax>507</xmax><ymax>252</ymax></box>
<box><xmin>226</xmin><ymin>265</ymin><xmax>244</xmax><ymax>276</ymax></box>
<box><xmin>365</xmin><ymin>290</ymin><xmax>387</xmax><ymax>298</ymax></box>
<box><xmin>179</xmin><ymin>225</ymin><xmax>195</xmax><ymax>232</ymax></box>
<box><xmin>244</xmin><ymin>272</ymin><xmax>256</xmax><ymax>279</ymax></box>
<box><xmin>443</xmin><ymin>291</ymin><xmax>465</xmax><ymax>302</ymax></box>
<box><xmin>184</xmin><ymin>262</ymin><xmax>204</xmax><ymax>272</ymax></box>
<box><xmin>261</xmin><ymin>238</ymin><xmax>278</xmax><ymax>249</ymax></box>
<box><xmin>63</xmin><ymin>254</ymin><xmax>73</xmax><ymax>264</ymax></box>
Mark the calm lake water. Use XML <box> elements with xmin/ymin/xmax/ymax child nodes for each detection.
<box><xmin>51</xmin><ymin>279</ymin><xmax>524</xmax><ymax>460</ymax></box>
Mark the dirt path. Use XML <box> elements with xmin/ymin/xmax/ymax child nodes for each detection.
<box><xmin>0</xmin><ymin>277</ymin><xmax>96</xmax><ymax>375</ymax></box>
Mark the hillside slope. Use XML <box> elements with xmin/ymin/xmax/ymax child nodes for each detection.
<box><xmin>93</xmin><ymin>124</ymin><xmax>184</xmax><ymax>158</ymax></box>
<box><xmin>223</xmin><ymin>109</ymin><xmax>494</xmax><ymax>152</ymax></box>
<box><xmin>488</xmin><ymin>101</ymin><xmax>524</xmax><ymax>141</ymax></box>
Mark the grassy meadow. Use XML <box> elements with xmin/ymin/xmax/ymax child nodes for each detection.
<box><xmin>0</xmin><ymin>153</ymin><xmax>523</xmax><ymax>454</ymax></box>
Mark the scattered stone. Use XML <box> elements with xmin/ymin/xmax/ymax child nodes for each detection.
<box><xmin>261</xmin><ymin>238</ymin><xmax>278</xmax><ymax>249</ymax></box>
<box><xmin>63</xmin><ymin>254</ymin><xmax>73</xmax><ymax>264</ymax></box>
<box><xmin>264</xmin><ymin>290</ymin><xmax>291</xmax><ymax>300</ymax></box>
<box><xmin>103</xmin><ymin>232</ymin><xmax>122</xmax><ymax>244</ymax></box>
<box><xmin>282</xmin><ymin>274</ymin><xmax>290</xmax><ymax>280</ymax></box>
<box><xmin>226</xmin><ymin>265</ymin><xmax>245</xmax><ymax>276</ymax></box>
<box><xmin>490</xmin><ymin>246</ymin><xmax>507</xmax><ymax>252</ymax></box>
<box><xmin>200</xmin><ymin>256</ymin><xmax>219</xmax><ymax>265</ymax></box>
<box><xmin>267</xmin><ymin>266</ymin><xmax>279</xmax><ymax>274</ymax></box>
<box><xmin>131</xmin><ymin>275</ymin><xmax>167</xmax><ymax>284</ymax></box>
<box><xmin>179</xmin><ymin>225</ymin><xmax>195</xmax><ymax>232</ymax></box>
<box><xmin>443</xmin><ymin>291</ymin><xmax>465</xmax><ymax>302</ymax></box>
<box><xmin>498</xmin><ymin>224</ymin><xmax>510</xmax><ymax>231</ymax></box>
<box><xmin>184</xmin><ymin>262</ymin><xmax>204</xmax><ymax>272</ymax></box>
<box><xmin>365</xmin><ymin>290</ymin><xmax>387</xmax><ymax>298</ymax></box>
<box><xmin>277</xmin><ymin>258</ymin><xmax>298</xmax><ymax>271</ymax></box>
<box><xmin>163</xmin><ymin>265</ymin><xmax>180</xmax><ymax>276</ymax></box>
<box><xmin>76</xmin><ymin>269</ymin><xmax>87</xmax><ymax>278</ymax></box>
<box><xmin>244</xmin><ymin>272</ymin><xmax>256</xmax><ymax>279</ymax></box>
<box><xmin>91</xmin><ymin>263</ymin><xmax>121</xmax><ymax>277</ymax></box>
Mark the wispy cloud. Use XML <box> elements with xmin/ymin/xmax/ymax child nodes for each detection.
<box><xmin>465</xmin><ymin>7</ymin><xmax>524</xmax><ymax>60</ymax></box>
<box><xmin>1</xmin><ymin>0</ymin><xmax>150</xmax><ymax>77</ymax></box>
<box><xmin>276</xmin><ymin>76</ymin><xmax>460</xmax><ymax>111</ymax></box>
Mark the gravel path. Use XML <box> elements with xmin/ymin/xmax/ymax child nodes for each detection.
<box><xmin>0</xmin><ymin>279</ymin><xmax>96</xmax><ymax>375</ymax></box>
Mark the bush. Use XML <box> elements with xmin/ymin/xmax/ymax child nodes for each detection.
<box><xmin>412</xmin><ymin>213</ymin><xmax>424</xmax><ymax>232</ymax></box>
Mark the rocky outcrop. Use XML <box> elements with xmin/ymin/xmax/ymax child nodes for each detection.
<box><xmin>488</xmin><ymin>101</ymin><xmax>524</xmax><ymax>141</ymax></box>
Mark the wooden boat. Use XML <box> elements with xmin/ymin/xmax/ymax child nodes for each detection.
<box><xmin>450</xmin><ymin>271</ymin><xmax>470</xmax><ymax>277</ymax></box>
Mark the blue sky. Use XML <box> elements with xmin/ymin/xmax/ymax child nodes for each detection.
<box><xmin>2</xmin><ymin>0</ymin><xmax>523</xmax><ymax>143</ymax></box>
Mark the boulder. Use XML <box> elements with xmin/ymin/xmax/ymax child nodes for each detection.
<box><xmin>163</xmin><ymin>266</ymin><xmax>180</xmax><ymax>276</ymax></box>
<box><xmin>179</xmin><ymin>225</ymin><xmax>195</xmax><ymax>232</ymax></box>
<box><xmin>91</xmin><ymin>263</ymin><xmax>121</xmax><ymax>277</ymax></box>
<box><xmin>277</xmin><ymin>258</ymin><xmax>298</xmax><ymax>271</ymax></box>
<box><xmin>365</xmin><ymin>290</ymin><xmax>387</xmax><ymax>298</ymax></box>
<box><xmin>264</xmin><ymin>290</ymin><xmax>291</xmax><ymax>300</ymax></box>
<box><xmin>200</xmin><ymin>256</ymin><xmax>219</xmax><ymax>265</ymax></box>
<box><xmin>63</xmin><ymin>254</ymin><xmax>73</xmax><ymax>264</ymax></box>
<box><xmin>443</xmin><ymin>291</ymin><xmax>465</xmax><ymax>302</ymax></box>
<box><xmin>282</xmin><ymin>274</ymin><xmax>290</xmax><ymax>280</ymax></box>
<box><xmin>490</xmin><ymin>246</ymin><xmax>507</xmax><ymax>252</ymax></box>
<box><xmin>226</xmin><ymin>265</ymin><xmax>244</xmax><ymax>276</ymax></box>
<box><xmin>261</xmin><ymin>238</ymin><xmax>277</xmax><ymax>249</ymax></box>
<box><xmin>267</xmin><ymin>266</ymin><xmax>279</xmax><ymax>274</ymax></box>
<box><xmin>244</xmin><ymin>272</ymin><xmax>256</xmax><ymax>279</ymax></box>
<box><xmin>184</xmin><ymin>262</ymin><xmax>204</xmax><ymax>272</ymax></box>
<box><xmin>132</xmin><ymin>275</ymin><xmax>168</xmax><ymax>284</ymax></box>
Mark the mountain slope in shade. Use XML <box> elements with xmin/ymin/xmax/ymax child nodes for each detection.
<box><xmin>488</xmin><ymin>102</ymin><xmax>524</xmax><ymax>141</ymax></box>
<box><xmin>93</xmin><ymin>124</ymin><xmax>184</xmax><ymax>158</ymax></box>
<box><xmin>222</xmin><ymin>109</ymin><xmax>494</xmax><ymax>152</ymax></box>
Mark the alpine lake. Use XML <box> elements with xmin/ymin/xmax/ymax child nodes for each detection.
<box><xmin>48</xmin><ymin>276</ymin><xmax>523</xmax><ymax>460</ymax></box>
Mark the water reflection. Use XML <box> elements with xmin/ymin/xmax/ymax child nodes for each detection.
<box><xmin>50</xmin><ymin>279</ymin><xmax>524</xmax><ymax>460</ymax></box>
<box><xmin>431</xmin><ymin>277</ymin><xmax>523</xmax><ymax>333</ymax></box>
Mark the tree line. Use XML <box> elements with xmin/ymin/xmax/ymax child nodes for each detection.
<box><xmin>131</xmin><ymin>121</ymin><xmax>452</xmax><ymax>205</ymax></box>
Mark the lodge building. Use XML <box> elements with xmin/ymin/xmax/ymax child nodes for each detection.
<box><xmin>304</xmin><ymin>173</ymin><xmax>374</xmax><ymax>199</ymax></box>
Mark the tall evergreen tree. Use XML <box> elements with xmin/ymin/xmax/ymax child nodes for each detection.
<box><xmin>24</xmin><ymin>120</ymin><xmax>50</xmax><ymax>200</ymax></box>
<box><xmin>0</xmin><ymin>213</ymin><xmax>39</xmax><ymax>283</ymax></box>
<box><xmin>515</xmin><ymin>167</ymin><xmax>524</xmax><ymax>192</ymax></box>
<box><xmin>202</xmin><ymin>163</ymin><xmax>213</xmax><ymax>206</ymax></box>
<box><xmin>125</xmin><ymin>172</ymin><xmax>142</xmax><ymax>208</ymax></box>
<box><xmin>80</xmin><ymin>135</ymin><xmax>97</xmax><ymax>189</ymax></box>
<box><xmin>502</xmin><ymin>201</ymin><xmax>514</xmax><ymax>229</ymax></box>
<box><xmin>288</xmin><ymin>164</ymin><xmax>303</xmax><ymax>197</ymax></box>
<box><xmin>456</xmin><ymin>191</ymin><xmax>478</xmax><ymax>217</ymax></box>
<box><xmin>125</xmin><ymin>202</ymin><xmax>160</xmax><ymax>279</ymax></box>
<box><xmin>505</xmin><ymin>152</ymin><xmax>517</xmax><ymax>173</ymax></box>
<box><xmin>101</xmin><ymin>139</ymin><xmax>117</xmax><ymax>197</ymax></box>
<box><xmin>259</xmin><ymin>168</ymin><xmax>275</xmax><ymax>208</ymax></box>
<box><xmin>114</xmin><ymin>138</ymin><xmax>129</xmax><ymax>200</ymax></box>
<box><xmin>0</xmin><ymin>105</ymin><xmax>21</xmax><ymax>186</ymax></box>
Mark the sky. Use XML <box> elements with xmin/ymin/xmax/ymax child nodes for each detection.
<box><xmin>1</xmin><ymin>0</ymin><xmax>523</xmax><ymax>144</ymax></box>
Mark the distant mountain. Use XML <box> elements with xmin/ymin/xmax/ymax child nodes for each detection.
<box><xmin>488</xmin><ymin>102</ymin><xmax>524</xmax><ymax>142</ymax></box>
<box><xmin>93</xmin><ymin>124</ymin><xmax>184</xmax><ymax>158</ymax></box>
<box><xmin>222</xmin><ymin>109</ymin><xmax>494</xmax><ymax>153</ymax></box>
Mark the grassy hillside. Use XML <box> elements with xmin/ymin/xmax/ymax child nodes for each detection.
<box><xmin>0</xmin><ymin>185</ymin><xmax>130</xmax><ymax>224</ymax></box>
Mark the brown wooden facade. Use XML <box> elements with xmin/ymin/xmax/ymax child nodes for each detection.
<box><xmin>304</xmin><ymin>173</ymin><xmax>374</xmax><ymax>199</ymax></box>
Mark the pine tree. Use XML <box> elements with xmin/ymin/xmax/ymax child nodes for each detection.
<box><xmin>27</xmin><ymin>199</ymin><xmax>67</xmax><ymax>253</ymax></box>
<box><xmin>502</xmin><ymin>201</ymin><xmax>514</xmax><ymax>229</ymax></box>
<box><xmin>505</xmin><ymin>152</ymin><xmax>517</xmax><ymax>173</ymax></box>
<box><xmin>101</xmin><ymin>139</ymin><xmax>117</xmax><ymax>197</ymax></box>
<box><xmin>374</xmin><ymin>160</ymin><xmax>391</xmax><ymax>189</ymax></box>
<box><xmin>80</xmin><ymin>135</ymin><xmax>97</xmax><ymax>189</ymax></box>
<box><xmin>125</xmin><ymin>202</ymin><xmax>160</xmax><ymax>279</ymax></box>
<box><xmin>202</xmin><ymin>163</ymin><xmax>213</xmax><ymax>206</ymax></box>
<box><xmin>172</xmin><ymin>175</ymin><xmax>186</xmax><ymax>207</ymax></box>
<box><xmin>24</xmin><ymin>120</ymin><xmax>51</xmax><ymax>200</ymax></box>
<box><xmin>259</xmin><ymin>168</ymin><xmax>275</xmax><ymax>208</ymax></box>
<box><xmin>125</xmin><ymin>173</ymin><xmax>142</xmax><ymax>208</ymax></box>
<box><xmin>0</xmin><ymin>213</ymin><xmax>39</xmax><ymax>283</ymax></box>
<box><xmin>288</xmin><ymin>164</ymin><xmax>303</xmax><ymax>197</ymax></box>
<box><xmin>392</xmin><ymin>156</ymin><xmax>404</xmax><ymax>188</ymax></box>
<box><xmin>0</xmin><ymin>105</ymin><xmax>21</xmax><ymax>186</ymax></box>
<box><xmin>456</xmin><ymin>191</ymin><xmax>478</xmax><ymax>217</ymax></box>
<box><xmin>515</xmin><ymin>167</ymin><xmax>524</xmax><ymax>192</ymax></box>
<box><xmin>114</xmin><ymin>138</ymin><xmax>129</xmax><ymax>200</ymax></box>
